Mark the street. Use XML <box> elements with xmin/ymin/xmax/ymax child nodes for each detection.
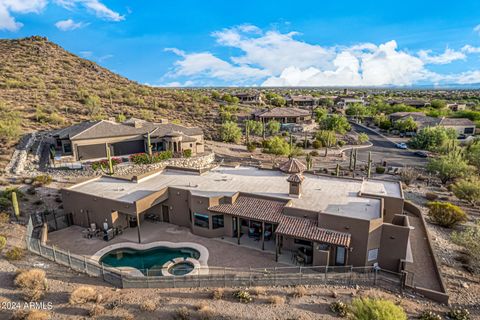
<box><xmin>349</xmin><ymin>123</ymin><xmax>428</xmax><ymax>168</ymax></box>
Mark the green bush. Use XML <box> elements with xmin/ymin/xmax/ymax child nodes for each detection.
<box><xmin>446</xmin><ymin>308</ymin><xmax>470</xmax><ymax>320</ymax></box>
<box><xmin>419</xmin><ymin>310</ymin><xmax>442</xmax><ymax>320</ymax></box>
<box><xmin>0</xmin><ymin>197</ymin><xmax>10</xmax><ymax>211</ymax></box>
<box><xmin>312</xmin><ymin>140</ymin><xmax>322</xmax><ymax>149</ymax></box>
<box><xmin>452</xmin><ymin>177</ymin><xmax>480</xmax><ymax>206</ymax></box>
<box><xmin>182</xmin><ymin>149</ymin><xmax>192</xmax><ymax>158</ymax></box>
<box><xmin>233</xmin><ymin>290</ymin><xmax>253</xmax><ymax>303</ymax></box>
<box><xmin>338</xmin><ymin>140</ymin><xmax>346</xmax><ymax>147</ymax></box>
<box><xmin>451</xmin><ymin>221</ymin><xmax>480</xmax><ymax>270</ymax></box>
<box><xmin>91</xmin><ymin>158</ymin><xmax>122</xmax><ymax>171</ymax></box>
<box><xmin>375</xmin><ymin>166</ymin><xmax>386</xmax><ymax>174</ymax></box>
<box><xmin>427</xmin><ymin>201</ymin><xmax>467</xmax><ymax>228</ymax></box>
<box><xmin>0</xmin><ymin>235</ymin><xmax>6</xmax><ymax>251</ymax></box>
<box><xmin>330</xmin><ymin>301</ymin><xmax>348</xmax><ymax>317</ymax></box>
<box><xmin>246</xmin><ymin>143</ymin><xmax>256</xmax><ymax>152</ymax></box>
<box><xmin>130</xmin><ymin>151</ymin><xmax>173</xmax><ymax>165</ymax></box>
<box><xmin>349</xmin><ymin>298</ymin><xmax>407</xmax><ymax>320</ymax></box>
<box><xmin>5</xmin><ymin>247</ymin><xmax>24</xmax><ymax>261</ymax></box>
<box><xmin>33</xmin><ymin>175</ymin><xmax>53</xmax><ymax>186</ymax></box>
<box><xmin>0</xmin><ymin>212</ymin><xmax>9</xmax><ymax>224</ymax></box>
<box><xmin>310</xmin><ymin>150</ymin><xmax>319</xmax><ymax>157</ymax></box>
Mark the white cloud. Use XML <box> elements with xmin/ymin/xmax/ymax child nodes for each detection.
<box><xmin>462</xmin><ymin>45</ymin><xmax>480</xmax><ymax>54</ymax></box>
<box><xmin>55</xmin><ymin>18</ymin><xmax>85</xmax><ymax>30</ymax></box>
<box><xmin>0</xmin><ymin>0</ymin><xmax>47</xmax><ymax>31</ymax></box>
<box><xmin>418</xmin><ymin>48</ymin><xmax>466</xmax><ymax>64</ymax></box>
<box><xmin>474</xmin><ymin>24</ymin><xmax>480</xmax><ymax>35</ymax></box>
<box><xmin>0</xmin><ymin>0</ymin><xmax>123</xmax><ymax>31</ymax></box>
<box><xmin>54</xmin><ymin>0</ymin><xmax>124</xmax><ymax>21</ymax></box>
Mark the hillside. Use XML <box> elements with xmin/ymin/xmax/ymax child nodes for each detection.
<box><xmin>0</xmin><ymin>36</ymin><xmax>222</xmax><ymax>163</ymax></box>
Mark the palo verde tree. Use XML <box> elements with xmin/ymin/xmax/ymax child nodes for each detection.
<box><xmin>319</xmin><ymin>114</ymin><xmax>351</xmax><ymax>134</ymax></box>
<box><xmin>315</xmin><ymin>130</ymin><xmax>337</xmax><ymax>156</ymax></box>
<box><xmin>220</xmin><ymin>121</ymin><xmax>242</xmax><ymax>143</ymax></box>
<box><xmin>395</xmin><ymin>116</ymin><xmax>418</xmax><ymax>132</ymax></box>
<box><xmin>244</xmin><ymin>120</ymin><xmax>263</xmax><ymax>144</ymax></box>
<box><xmin>266</xmin><ymin>120</ymin><xmax>281</xmax><ymax>136</ymax></box>
<box><xmin>427</xmin><ymin>152</ymin><xmax>473</xmax><ymax>184</ymax></box>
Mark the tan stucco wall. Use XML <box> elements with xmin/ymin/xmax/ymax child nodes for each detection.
<box><xmin>378</xmin><ymin>222</ymin><xmax>411</xmax><ymax>271</ymax></box>
<box><xmin>313</xmin><ymin>248</ymin><xmax>330</xmax><ymax>266</ymax></box>
<box><xmin>72</xmin><ymin>135</ymin><xmax>144</xmax><ymax>160</ymax></box>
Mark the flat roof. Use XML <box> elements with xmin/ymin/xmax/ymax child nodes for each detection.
<box><xmin>69</xmin><ymin>166</ymin><xmax>402</xmax><ymax>220</ymax></box>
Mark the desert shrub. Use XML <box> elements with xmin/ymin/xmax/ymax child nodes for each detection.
<box><xmin>130</xmin><ymin>151</ymin><xmax>173</xmax><ymax>165</ymax></box>
<box><xmin>446</xmin><ymin>308</ymin><xmax>470</xmax><ymax>320</ymax></box>
<box><xmin>452</xmin><ymin>177</ymin><xmax>480</xmax><ymax>206</ymax></box>
<box><xmin>291</xmin><ymin>285</ymin><xmax>307</xmax><ymax>298</ymax></box>
<box><xmin>0</xmin><ymin>235</ymin><xmax>6</xmax><ymax>251</ymax></box>
<box><xmin>233</xmin><ymin>290</ymin><xmax>253</xmax><ymax>303</ymax></box>
<box><xmin>69</xmin><ymin>286</ymin><xmax>98</xmax><ymax>304</ymax></box>
<box><xmin>140</xmin><ymin>300</ymin><xmax>156</xmax><ymax>312</ymax></box>
<box><xmin>338</xmin><ymin>140</ymin><xmax>346</xmax><ymax>147</ymax></box>
<box><xmin>375</xmin><ymin>166</ymin><xmax>386</xmax><ymax>174</ymax></box>
<box><xmin>0</xmin><ymin>212</ymin><xmax>9</xmax><ymax>224</ymax></box>
<box><xmin>419</xmin><ymin>310</ymin><xmax>442</xmax><ymax>320</ymax></box>
<box><xmin>12</xmin><ymin>309</ymin><xmax>51</xmax><ymax>320</ymax></box>
<box><xmin>349</xmin><ymin>297</ymin><xmax>407</xmax><ymax>320</ymax></box>
<box><xmin>173</xmin><ymin>306</ymin><xmax>191</xmax><ymax>320</ymax></box>
<box><xmin>246</xmin><ymin>142</ymin><xmax>257</xmax><ymax>152</ymax></box>
<box><xmin>5</xmin><ymin>247</ymin><xmax>24</xmax><ymax>260</ymax></box>
<box><xmin>251</xmin><ymin>287</ymin><xmax>266</xmax><ymax>296</ymax></box>
<box><xmin>211</xmin><ymin>288</ymin><xmax>224</xmax><ymax>300</ymax></box>
<box><xmin>330</xmin><ymin>301</ymin><xmax>348</xmax><ymax>317</ymax></box>
<box><xmin>399</xmin><ymin>167</ymin><xmax>419</xmax><ymax>186</ymax></box>
<box><xmin>451</xmin><ymin>221</ymin><xmax>480</xmax><ymax>270</ymax></box>
<box><xmin>91</xmin><ymin>157</ymin><xmax>122</xmax><ymax>171</ymax></box>
<box><xmin>89</xmin><ymin>305</ymin><xmax>106</xmax><ymax>317</ymax></box>
<box><xmin>33</xmin><ymin>174</ymin><xmax>53</xmax><ymax>186</ymax></box>
<box><xmin>267</xmin><ymin>295</ymin><xmax>285</xmax><ymax>305</ymax></box>
<box><xmin>183</xmin><ymin>149</ymin><xmax>192</xmax><ymax>158</ymax></box>
<box><xmin>312</xmin><ymin>140</ymin><xmax>322</xmax><ymax>149</ymax></box>
<box><xmin>425</xmin><ymin>192</ymin><xmax>439</xmax><ymax>201</ymax></box>
<box><xmin>0</xmin><ymin>197</ymin><xmax>10</xmax><ymax>210</ymax></box>
<box><xmin>427</xmin><ymin>201</ymin><xmax>467</xmax><ymax>228</ymax></box>
<box><xmin>14</xmin><ymin>269</ymin><xmax>48</xmax><ymax>302</ymax></box>
<box><xmin>196</xmin><ymin>303</ymin><xmax>213</xmax><ymax>320</ymax></box>
<box><xmin>310</xmin><ymin>150</ymin><xmax>319</xmax><ymax>157</ymax></box>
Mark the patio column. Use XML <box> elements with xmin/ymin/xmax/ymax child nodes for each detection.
<box><xmin>237</xmin><ymin>217</ymin><xmax>241</xmax><ymax>245</ymax></box>
<box><xmin>261</xmin><ymin>221</ymin><xmax>265</xmax><ymax>250</ymax></box>
<box><xmin>275</xmin><ymin>234</ymin><xmax>279</xmax><ymax>262</ymax></box>
<box><xmin>136</xmin><ymin>212</ymin><xmax>141</xmax><ymax>244</ymax></box>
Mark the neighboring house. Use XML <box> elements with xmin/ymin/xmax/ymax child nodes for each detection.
<box><xmin>334</xmin><ymin>96</ymin><xmax>365</xmax><ymax>109</ymax></box>
<box><xmin>50</xmin><ymin>119</ymin><xmax>204</xmax><ymax>161</ymax></box>
<box><xmin>234</xmin><ymin>92</ymin><xmax>263</xmax><ymax>104</ymax></box>
<box><xmin>61</xmin><ymin>158</ymin><xmax>411</xmax><ymax>272</ymax></box>
<box><xmin>285</xmin><ymin>95</ymin><xmax>318</xmax><ymax>107</ymax></box>
<box><xmin>252</xmin><ymin>107</ymin><xmax>312</xmax><ymax>124</ymax></box>
<box><xmin>388</xmin><ymin>99</ymin><xmax>430</xmax><ymax>108</ymax></box>
<box><xmin>446</xmin><ymin>103</ymin><xmax>466</xmax><ymax>112</ymax></box>
<box><xmin>389</xmin><ymin>112</ymin><xmax>476</xmax><ymax>136</ymax></box>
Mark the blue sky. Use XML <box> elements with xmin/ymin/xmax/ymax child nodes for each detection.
<box><xmin>1</xmin><ymin>0</ymin><xmax>480</xmax><ymax>87</ymax></box>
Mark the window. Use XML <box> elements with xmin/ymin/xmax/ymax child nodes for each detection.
<box><xmin>464</xmin><ymin>127</ymin><xmax>474</xmax><ymax>134</ymax></box>
<box><xmin>212</xmin><ymin>215</ymin><xmax>224</xmax><ymax>229</ymax></box>
<box><xmin>368</xmin><ymin>248</ymin><xmax>379</xmax><ymax>262</ymax></box>
<box><xmin>63</xmin><ymin>142</ymin><xmax>72</xmax><ymax>154</ymax></box>
<box><xmin>193</xmin><ymin>213</ymin><xmax>209</xmax><ymax>228</ymax></box>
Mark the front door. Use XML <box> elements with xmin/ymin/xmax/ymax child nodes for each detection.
<box><xmin>335</xmin><ymin>247</ymin><xmax>346</xmax><ymax>266</ymax></box>
<box><xmin>162</xmin><ymin>205</ymin><xmax>170</xmax><ymax>223</ymax></box>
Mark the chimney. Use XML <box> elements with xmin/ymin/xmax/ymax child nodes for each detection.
<box><xmin>287</xmin><ymin>174</ymin><xmax>304</xmax><ymax>198</ymax></box>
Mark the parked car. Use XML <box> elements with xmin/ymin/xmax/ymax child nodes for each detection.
<box><xmin>395</xmin><ymin>143</ymin><xmax>408</xmax><ymax>149</ymax></box>
<box><xmin>414</xmin><ymin>151</ymin><xmax>429</xmax><ymax>158</ymax></box>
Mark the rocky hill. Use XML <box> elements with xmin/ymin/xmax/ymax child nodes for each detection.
<box><xmin>0</xmin><ymin>36</ymin><xmax>222</xmax><ymax>164</ymax></box>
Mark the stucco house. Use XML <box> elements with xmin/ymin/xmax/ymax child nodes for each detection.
<box><xmin>252</xmin><ymin>107</ymin><xmax>312</xmax><ymax>124</ymax></box>
<box><xmin>50</xmin><ymin>119</ymin><xmax>204</xmax><ymax>161</ymax></box>
<box><xmin>61</xmin><ymin>158</ymin><xmax>412</xmax><ymax>272</ymax></box>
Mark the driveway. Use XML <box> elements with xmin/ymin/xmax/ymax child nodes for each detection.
<box><xmin>349</xmin><ymin>123</ymin><xmax>428</xmax><ymax>168</ymax></box>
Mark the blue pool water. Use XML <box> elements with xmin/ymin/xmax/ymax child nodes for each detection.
<box><xmin>100</xmin><ymin>247</ymin><xmax>200</xmax><ymax>275</ymax></box>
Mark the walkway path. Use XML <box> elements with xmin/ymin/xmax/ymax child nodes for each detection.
<box><xmin>405</xmin><ymin>213</ymin><xmax>443</xmax><ymax>292</ymax></box>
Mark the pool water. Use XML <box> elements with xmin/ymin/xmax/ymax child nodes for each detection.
<box><xmin>100</xmin><ymin>247</ymin><xmax>200</xmax><ymax>275</ymax></box>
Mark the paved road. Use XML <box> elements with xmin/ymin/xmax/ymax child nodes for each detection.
<box><xmin>348</xmin><ymin>123</ymin><xmax>428</xmax><ymax>168</ymax></box>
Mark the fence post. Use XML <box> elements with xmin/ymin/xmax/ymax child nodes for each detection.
<box><xmin>223</xmin><ymin>268</ymin><xmax>226</xmax><ymax>288</ymax></box>
<box><xmin>373</xmin><ymin>268</ymin><xmax>377</xmax><ymax>286</ymax></box>
<box><xmin>102</xmin><ymin>263</ymin><xmax>105</xmax><ymax>281</ymax></box>
<box><xmin>84</xmin><ymin>256</ymin><xmax>88</xmax><ymax>275</ymax></box>
<box><xmin>120</xmin><ymin>272</ymin><xmax>124</xmax><ymax>289</ymax></box>
<box><xmin>350</xmin><ymin>266</ymin><xmax>353</xmax><ymax>286</ymax></box>
<box><xmin>299</xmin><ymin>267</ymin><xmax>303</xmax><ymax>285</ymax></box>
<box><xmin>68</xmin><ymin>251</ymin><xmax>72</xmax><ymax>268</ymax></box>
<box><xmin>52</xmin><ymin>245</ymin><xmax>57</xmax><ymax>262</ymax></box>
<box><xmin>173</xmin><ymin>275</ymin><xmax>176</xmax><ymax>288</ymax></box>
<box><xmin>274</xmin><ymin>267</ymin><xmax>277</xmax><ymax>286</ymax></box>
<box><xmin>146</xmin><ymin>269</ymin><xmax>150</xmax><ymax>288</ymax></box>
<box><xmin>324</xmin><ymin>266</ymin><xmax>328</xmax><ymax>283</ymax></box>
<box><xmin>249</xmin><ymin>267</ymin><xmax>252</xmax><ymax>287</ymax></box>
<box><xmin>38</xmin><ymin>240</ymin><xmax>43</xmax><ymax>257</ymax></box>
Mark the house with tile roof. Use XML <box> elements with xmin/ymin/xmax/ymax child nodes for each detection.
<box><xmin>50</xmin><ymin>118</ymin><xmax>204</xmax><ymax>161</ymax></box>
<box><xmin>389</xmin><ymin>112</ymin><xmax>476</xmax><ymax>136</ymax></box>
<box><xmin>61</xmin><ymin>158</ymin><xmax>412</xmax><ymax>272</ymax></box>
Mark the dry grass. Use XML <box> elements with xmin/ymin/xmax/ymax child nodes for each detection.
<box><xmin>12</xmin><ymin>309</ymin><xmax>51</xmax><ymax>320</ymax></box>
<box><xmin>291</xmin><ymin>285</ymin><xmax>307</xmax><ymax>298</ymax></box>
<box><xmin>173</xmin><ymin>306</ymin><xmax>191</xmax><ymax>320</ymax></box>
<box><xmin>69</xmin><ymin>286</ymin><xmax>98</xmax><ymax>304</ymax></box>
<box><xmin>139</xmin><ymin>300</ymin><xmax>157</xmax><ymax>312</ymax></box>
<box><xmin>14</xmin><ymin>269</ymin><xmax>48</xmax><ymax>302</ymax></box>
<box><xmin>196</xmin><ymin>303</ymin><xmax>213</xmax><ymax>320</ymax></box>
<box><xmin>88</xmin><ymin>305</ymin><xmax>106</xmax><ymax>317</ymax></box>
<box><xmin>251</xmin><ymin>286</ymin><xmax>267</xmax><ymax>296</ymax></box>
<box><xmin>267</xmin><ymin>295</ymin><xmax>285</xmax><ymax>305</ymax></box>
<box><xmin>211</xmin><ymin>288</ymin><xmax>224</xmax><ymax>300</ymax></box>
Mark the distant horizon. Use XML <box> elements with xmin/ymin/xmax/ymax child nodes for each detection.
<box><xmin>1</xmin><ymin>1</ymin><xmax>479</xmax><ymax>88</ymax></box>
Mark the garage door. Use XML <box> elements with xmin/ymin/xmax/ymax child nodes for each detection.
<box><xmin>77</xmin><ymin>144</ymin><xmax>107</xmax><ymax>160</ymax></box>
<box><xmin>112</xmin><ymin>140</ymin><xmax>145</xmax><ymax>156</ymax></box>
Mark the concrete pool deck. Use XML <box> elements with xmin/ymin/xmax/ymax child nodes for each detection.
<box><xmin>47</xmin><ymin>221</ymin><xmax>290</xmax><ymax>269</ymax></box>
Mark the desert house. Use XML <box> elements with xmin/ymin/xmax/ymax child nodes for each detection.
<box><xmin>285</xmin><ymin>95</ymin><xmax>318</xmax><ymax>107</ymax></box>
<box><xmin>50</xmin><ymin>119</ymin><xmax>204</xmax><ymax>161</ymax></box>
<box><xmin>389</xmin><ymin>112</ymin><xmax>476</xmax><ymax>136</ymax></box>
<box><xmin>61</xmin><ymin>158</ymin><xmax>411</xmax><ymax>273</ymax></box>
<box><xmin>252</xmin><ymin>107</ymin><xmax>312</xmax><ymax>124</ymax></box>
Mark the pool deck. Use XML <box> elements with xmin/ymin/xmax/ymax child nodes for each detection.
<box><xmin>47</xmin><ymin>221</ymin><xmax>290</xmax><ymax>269</ymax></box>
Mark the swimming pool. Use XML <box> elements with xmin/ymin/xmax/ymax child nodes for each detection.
<box><xmin>100</xmin><ymin>246</ymin><xmax>200</xmax><ymax>276</ymax></box>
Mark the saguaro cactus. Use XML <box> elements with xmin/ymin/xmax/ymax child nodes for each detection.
<box><xmin>12</xmin><ymin>191</ymin><xmax>19</xmax><ymax>220</ymax></box>
<box><xmin>306</xmin><ymin>153</ymin><xmax>313</xmax><ymax>170</ymax></box>
<box><xmin>105</xmin><ymin>143</ymin><xmax>114</xmax><ymax>175</ymax></box>
<box><xmin>336</xmin><ymin>164</ymin><xmax>340</xmax><ymax>177</ymax></box>
<box><xmin>147</xmin><ymin>132</ymin><xmax>153</xmax><ymax>157</ymax></box>
<box><xmin>353</xmin><ymin>149</ymin><xmax>357</xmax><ymax>177</ymax></box>
<box><xmin>367</xmin><ymin>151</ymin><xmax>372</xmax><ymax>179</ymax></box>
<box><xmin>349</xmin><ymin>148</ymin><xmax>353</xmax><ymax>171</ymax></box>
